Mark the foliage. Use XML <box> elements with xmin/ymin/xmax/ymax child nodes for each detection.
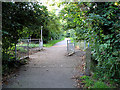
<box><xmin>17</xmin><ymin>47</ymin><xmax>28</xmax><ymax>53</ymax></box>
<box><xmin>2</xmin><ymin>2</ymin><xmax>62</xmax><ymax>51</ymax></box>
<box><xmin>2</xmin><ymin>2</ymin><xmax>45</xmax><ymax>73</ymax></box>
<box><xmin>43</xmin><ymin>37</ymin><xmax>65</xmax><ymax>47</ymax></box>
<box><xmin>87</xmin><ymin>2</ymin><xmax>120</xmax><ymax>83</ymax></box>
<box><xmin>92</xmin><ymin>81</ymin><xmax>109</xmax><ymax>88</ymax></box>
<box><xmin>2</xmin><ymin>2</ymin><xmax>63</xmax><ymax>75</ymax></box>
<box><xmin>79</xmin><ymin>75</ymin><xmax>112</xmax><ymax>88</ymax></box>
<box><xmin>44</xmin><ymin>12</ymin><xmax>63</xmax><ymax>42</ymax></box>
<box><xmin>59</xmin><ymin>2</ymin><xmax>120</xmax><ymax>84</ymax></box>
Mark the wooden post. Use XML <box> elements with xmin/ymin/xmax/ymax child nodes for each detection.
<box><xmin>85</xmin><ymin>47</ymin><xmax>91</xmax><ymax>76</ymax></box>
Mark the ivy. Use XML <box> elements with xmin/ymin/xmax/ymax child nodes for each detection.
<box><xmin>59</xmin><ymin>2</ymin><xmax>120</xmax><ymax>84</ymax></box>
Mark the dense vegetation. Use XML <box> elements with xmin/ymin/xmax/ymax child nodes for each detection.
<box><xmin>2</xmin><ymin>2</ymin><xmax>62</xmax><ymax>74</ymax></box>
<box><xmin>59</xmin><ymin>2</ymin><xmax>120</xmax><ymax>86</ymax></box>
<box><xmin>2</xmin><ymin>1</ymin><xmax>120</xmax><ymax>87</ymax></box>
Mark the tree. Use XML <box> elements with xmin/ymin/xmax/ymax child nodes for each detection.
<box><xmin>59</xmin><ymin>2</ymin><xmax>120</xmax><ymax>83</ymax></box>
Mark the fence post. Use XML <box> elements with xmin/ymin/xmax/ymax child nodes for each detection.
<box><xmin>84</xmin><ymin>40</ymin><xmax>86</xmax><ymax>50</ymax></box>
<box><xmin>39</xmin><ymin>39</ymin><xmax>41</xmax><ymax>50</ymax></box>
<box><xmin>85</xmin><ymin>47</ymin><xmax>91</xmax><ymax>76</ymax></box>
<box><xmin>78</xmin><ymin>42</ymin><xmax>79</xmax><ymax>48</ymax></box>
<box><xmin>73</xmin><ymin>40</ymin><xmax>75</xmax><ymax>53</ymax></box>
<box><xmin>41</xmin><ymin>26</ymin><xmax>43</xmax><ymax>42</ymax></box>
<box><xmin>15</xmin><ymin>43</ymin><xmax>17</xmax><ymax>60</ymax></box>
<box><xmin>67</xmin><ymin>40</ymin><xmax>68</xmax><ymax>52</ymax></box>
<box><xmin>27</xmin><ymin>39</ymin><xmax>29</xmax><ymax>58</ymax></box>
<box><xmin>88</xmin><ymin>42</ymin><xmax>89</xmax><ymax>47</ymax></box>
<box><xmin>41</xmin><ymin>40</ymin><xmax>43</xmax><ymax>49</ymax></box>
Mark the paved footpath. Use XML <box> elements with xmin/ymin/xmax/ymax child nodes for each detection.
<box><xmin>3</xmin><ymin>39</ymin><xmax>84</xmax><ymax>88</ymax></box>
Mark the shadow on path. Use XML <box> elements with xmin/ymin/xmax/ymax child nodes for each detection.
<box><xmin>3</xmin><ymin>39</ymin><xmax>85</xmax><ymax>88</ymax></box>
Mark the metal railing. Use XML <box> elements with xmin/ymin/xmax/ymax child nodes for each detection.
<box><xmin>67</xmin><ymin>40</ymin><xmax>75</xmax><ymax>54</ymax></box>
<box><xmin>69</xmin><ymin>39</ymin><xmax>91</xmax><ymax>76</ymax></box>
<box><xmin>16</xmin><ymin>39</ymin><xmax>43</xmax><ymax>60</ymax></box>
<box><xmin>74</xmin><ymin>40</ymin><xmax>90</xmax><ymax>51</ymax></box>
<box><xmin>16</xmin><ymin>39</ymin><xmax>29</xmax><ymax>59</ymax></box>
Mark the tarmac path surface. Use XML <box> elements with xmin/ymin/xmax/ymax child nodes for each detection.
<box><xmin>3</xmin><ymin>39</ymin><xmax>85</xmax><ymax>88</ymax></box>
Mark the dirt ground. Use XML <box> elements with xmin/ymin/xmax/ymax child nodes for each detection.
<box><xmin>3</xmin><ymin>39</ymin><xmax>85</xmax><ymax>88</ymax></box>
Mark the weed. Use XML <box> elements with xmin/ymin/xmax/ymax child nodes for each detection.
<box><xmin>92</xmin><ymin>81</ymin><xmax>109</xmax><ymax>88</ymax></box>
<box><xmin>79</xmin><ymin>75</ymin><xmax>112</xmax><ymax>88</ymax></box>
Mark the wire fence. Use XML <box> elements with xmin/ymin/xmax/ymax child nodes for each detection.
<box><xmin>67</xmin><ymin>39</ymin><xmax>91</xmax><ymax>75</ymax></box>
<box><xmin>75</xmin><ymin>40</ymin><xmax>91</xmax><ymax>76</ymax></box>
<box><xmin>29</xmin><ymin>39</ymin><xmax>43</xmax><ymax>55</ymax></box>
<box><xmin>67</xmin><ymin>39</ymin><xmax>90</xmax><ymax>54</ymax></box>
<box><xmin>16</xmin><ymin>39</ymin><xmax>43</xmax><ymax>60</ymax></box>
<box><xmin>74</xmin><ymin>40</ymin><xmax>89</xmax><ymax>51</ymax></box>
<box><xmin>29</xmin><ymin>39</ymin><xmax>43</xmax><ymax>50</ymax></box>
<box><xmin>16</xmin><ymin>39</ymin><xmax>29</xmax><ymax>59</ymax></box>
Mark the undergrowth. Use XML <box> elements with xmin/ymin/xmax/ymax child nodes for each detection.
<box><xmin>78</xmin><ymin>75</ymin><xmax>117</xmax><ymax>88</ymax></box>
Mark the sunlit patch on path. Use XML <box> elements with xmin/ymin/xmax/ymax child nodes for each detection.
<box><xmin>52</xmin><ymin>45</ymin><xmax>66</xmax><ymax>47</ymax></box>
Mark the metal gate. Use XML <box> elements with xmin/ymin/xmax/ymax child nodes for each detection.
<box><xmin>29</xmin><ymin>39</ymin><xmax>43</xmax><ymax>51</ymax></box>
<box><xmin>67</xmin><ymin>40</ymin><xmax>75</xmax><ymax>54</ymax></box>
<box><xmin>16</xmin><ymin>39</ymin><xmax>43</xmax><ymax>60</ymax></box>
<box><xmin>16</xmin><ymin>39</ymin><xmax>29</xmax><ymax>59</ymax></box>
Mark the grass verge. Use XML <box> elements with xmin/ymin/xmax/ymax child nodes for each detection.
<box><xmin>43</xmin><ymin>37</ymin><xmax>65</xmax><ymax>47</ymax></box>
<box><xmin>17</xmin><ymin>44</ymin><xmax>39</xmax><ymax>48</ymax></box>
<box><xmin>76</xmin><ymin>75</ymin><xmax>116</xmax><ymax>88</ymax></box>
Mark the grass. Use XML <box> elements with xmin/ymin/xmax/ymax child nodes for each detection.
<box><xmin>17</xmin><ymin>47</ymin><xmax>28</xmax><ymax>53</ymax></box>
<box><xmin>43</xmin><ymin>37</ymin><xmax>65</xmax><ymax>47</ymax></box>
<box><xmin>17</xmin><ymin>43</ymin><xmax>39</xmax><ymax>48</ymax></box>
<box><xmin>17</xmin><ymin>43</ymin><xmax>39</xmax><ymax>53</ymax></box>
<box><xmin>92</xmin><ymin>81</ymin><xmax>109</xmax><ymax>88</ymax></box>
<box><xmin>17</xmin><ymin>37</ymin><xmax>65</xmax><ymax>48</ymax></box>
<box><xmin>29</xmin><ymin>44</ymin><xmax>39</xmax><ymax>48</ymax></box>
<box><xmin>16</xmin><ymin>37</ymin><xmax>65</xmax><ymax>52</ymax></box>
<box><xmin>79</xmin><ymin>75</ymin><xmax>115</xmax><ymax>88</ymax></box>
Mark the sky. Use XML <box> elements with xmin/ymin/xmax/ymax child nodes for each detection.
<box><xmin>40</xmin><ymin>0</ymin><xmax>65</xmax><ymax>15</ymax></box>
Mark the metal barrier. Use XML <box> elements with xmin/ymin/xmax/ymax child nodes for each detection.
<box><xmin>74</xmin><ymin>40</ymin><xmax>89</xmax><ymax>51</ymax></box>
<box><xmin>16</xmin><ymin>39</ymin><xmax>43</xmax><ymax>60</ymax></box>
<box><xmin>67</xmin><ymin>40</ymin><xmax>75</xmax><ymax>54</ymax></box>
<box><xmin>73</xmin><ymin>40</ymin><xmax>91</xmax><ymax>75</ymax></box>
<box><xmin>16</xmin><ymin>39</ymin><xmax>29</xmax><ymax>59</ymax></box>
<box><xmin>29</xmin><ymin>39</ymin><xmax>43</xmax><ymax>51</ymax></box>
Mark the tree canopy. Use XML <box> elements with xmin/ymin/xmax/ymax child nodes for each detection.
<box><xmin>59</xmin><ymin>2</ymin><xmax>120</xmax><ymax>83</ymax></box>
<box><xmin>2</xmin><ymin>1</ymin><xmax>120</xmax><ymax>85</ymax></box>
<box><xmin>2</xmin><ymin>2</ymin><xmax>63</xmax><ymax>68</ymax></box>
